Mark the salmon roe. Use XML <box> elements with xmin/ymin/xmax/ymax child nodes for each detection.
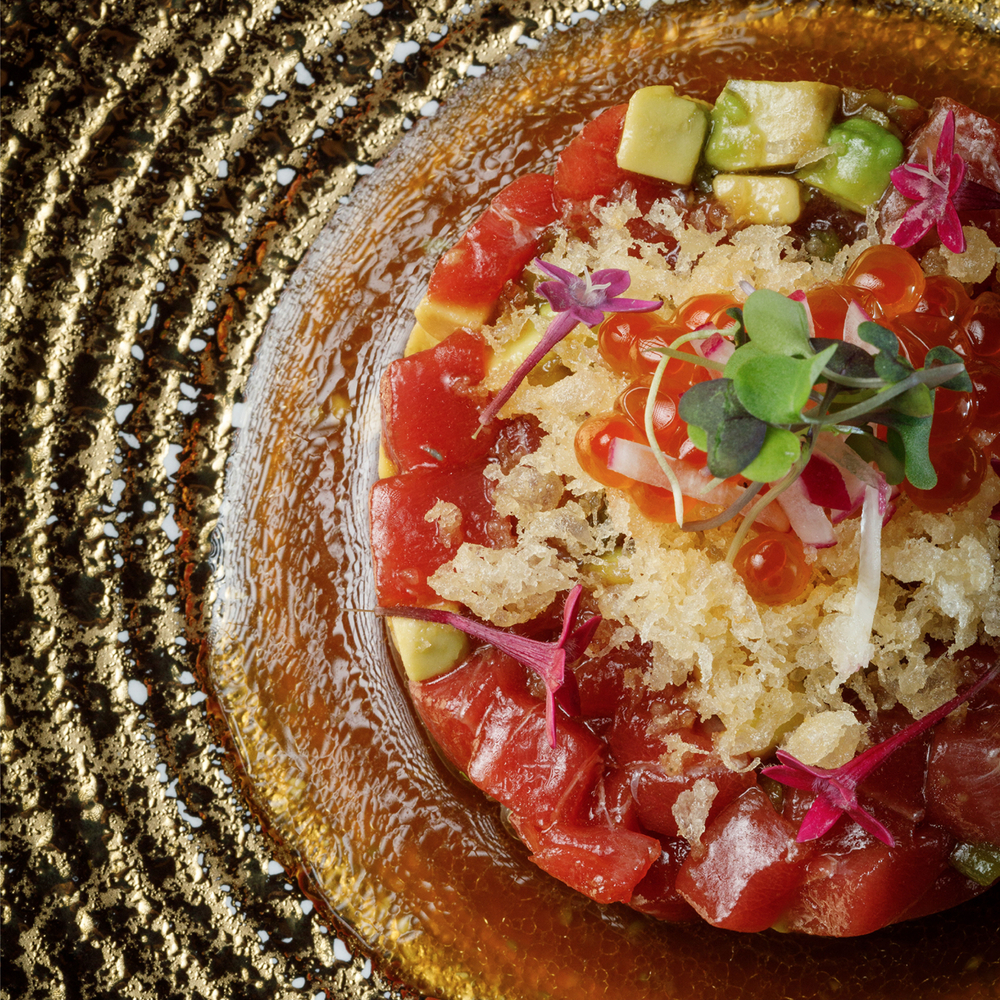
<box><xmin>574</xmin><ymin>413</ymin><xmax>644</xmax><ymax>491</ymax></box>
<box><xmin>845</xmin><ymin>244</ymin><xmax>926</xmax><ymax>316</ymax></box>
<box><xmin>578</xmin><ymin>263</ymin><xmax>998</xmax><ymax>533</ymax></box>
<box><xmin>614</xmin><ymin>378</ymin><xmax>689</xmax><ymax>457</ymax></box>
<box><xmin>733</xmin><ymin>531</ymin><xmax>811</xmax><ymax>605</ymax></box>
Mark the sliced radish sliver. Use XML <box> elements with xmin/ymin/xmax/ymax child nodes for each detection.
<box><xmin>693</xmin><ymin>331</ymin><xmax>735</xmax><ymax>370</ymax></box>
<box><xmin>842</xmin><ymin>300</ymin><xmax>878</xmax><ymax>355</ymax></box>
<box><xmin>815</xmin><ymin>432</ymin><xmax>890</xmax><ymax>512</ymax></box>
<box><xmin>799</xmin><ymin>453</ymin><xmax>853</xmax><ymax>511</ymax></box>
<box><xmin>788</xmin><ymin>289</ymin><xmax>816</xmax><ymax>339</ymax></box>
<box><xmin>606</xmin><ymin>437</ymin><xmax>790</xmax><ymax>531</ymax></box>
<box><xmin>776</xmin><ymin>475</ymin><xmax>837</xmax><ymax>548</ymax></box>
<box><xmin>836</xmin><ymin>485</ymin><xmax>883</xmax><ymax>677</ymax></box>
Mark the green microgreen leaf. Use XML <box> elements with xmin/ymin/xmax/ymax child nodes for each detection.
<box><xmin>891</xmin><ymin>383</ymin><xmax>935</xmax><ymax>418</ymax></box>
<box><xmin>811</xmin><ymin>337</ymin><xmax>881</xmax><ymax>385</ymax></box>
<box><xmin>678</xmin><ymin>378</ymin><xmax>729</xmax><ymax>432</ymax></box>
<box><xmin>880</xmin><ymin>411</ymin><xmax>936</xmax><ymax>489</ymax></box>
<box><xmin>742</xmin><ymin>289</ymin><xmax>812</xmax><ymax>356</ymax></box>
<box><xmin>710</xmin><ymin>387</ymin><xmax>769</xmax><ymax>480</ymax></box>
<box><xmin>739</xmin><ymin>427</ymin><xmax>803</xmax><ymax>482</ymax></box>
<box><xmin>732</xmin><ymin>344</ymin><xmax>837</xmax><ymax>425</ymax></box>
<box><xmin>726</xmin><ymin>306</ymin><xmax>748</xmax><ymax>347</ymax></box>
<box><xmin>859</xmin><ymin>321</ymin><xmax>915</xmax><ymax>383</ymax></box>
<box><xmin>678</xmin><ymin>379</ymin><xmax>769</xmax><ymax>480</ymax></box>
<box><xmin>687</xmin><ymin>422</ymin><xmax>708</xmax><ymax>452</ymax></box>
<box><xmin>924</xmin><ymin>345</ymin><xmax>974</xmax><ymax>391</ymax></box>
<box><xmin>723</xmin><ymin>342</ymin><xmax>762</xmax><ymax>382</ymax></box>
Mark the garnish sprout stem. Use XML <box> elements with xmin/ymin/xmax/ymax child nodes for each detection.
<box><xmin>801</xmin><ymin>362</ymin><xmax>965</xmax><ymax>425</ymax></box>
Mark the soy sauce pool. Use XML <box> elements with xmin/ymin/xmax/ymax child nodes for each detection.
<box><xmin>209</xmin><ymin>4</ymin><xmax>1000</xmax><ymax>998</ymax></box>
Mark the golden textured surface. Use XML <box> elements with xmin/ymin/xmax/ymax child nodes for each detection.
<box><xmin>2</xmin><ymin>1</ymin><xmax>999</xmax><ymax>999</ymax></box>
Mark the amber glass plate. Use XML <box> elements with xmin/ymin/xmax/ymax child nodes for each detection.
<box><xmin>2</xmin><ymin>2</ymin><xmax>998</xmax><ymax>999</ymax></box>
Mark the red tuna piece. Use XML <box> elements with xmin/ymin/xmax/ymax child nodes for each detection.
<box><xmin>370</xmin><ymin>463</ymin><xmax>512</xmax><ymax>606</ymax></box>
<box><xmin>553</xmin><ymin>104</ymin><xmax>685</xmax><ymax>239</ymax></box>
<box><xmin>423</xmin><ymin>173</ymin><xmax>558</xmax><ymax>325</ymax></box>
<box><xmin>380</xmin><ymin>330</ymin><xmax>497</xmax><ymax>472</ymax></box>
<box><xmin>675</xmin><ymin>786</ymin><xmax>812</xmax><ymax>932</ymax></box>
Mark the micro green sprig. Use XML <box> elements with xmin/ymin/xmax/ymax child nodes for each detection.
<box><xmin>644</xmin><ymin>287</ymin><xmax>971</xmax><ymax>550</ymax></box>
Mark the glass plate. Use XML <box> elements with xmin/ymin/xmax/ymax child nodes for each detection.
<box><xmin>3</xmin><ymin>2</ymin><xmax>998</xmax><ymax>998</ymax></box>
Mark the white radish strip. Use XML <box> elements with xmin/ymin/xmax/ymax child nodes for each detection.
<box><xmin>842</xmin><ymin>300</ymin><xmax>878</xmax><ymax>354</ymax></box>
<box><xmin>606</xmin><ymin>438</ymin><xmax>790</xmax><ymax>531</ymax></box>
<box><xmin>841</xmin><ymin>485</ymin><xmax>883</xmax><ymax>675</ymax></box>
<box><xmin>775</xmin><ymin>475</ymin><xmax>837</xmax><ymax>548</ymax></box>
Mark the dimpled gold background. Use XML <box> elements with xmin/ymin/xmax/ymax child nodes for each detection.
<box><xmin>2</xmin><ymin>2</ymin><xmax>998</xmax><ymax>999</ymax></box>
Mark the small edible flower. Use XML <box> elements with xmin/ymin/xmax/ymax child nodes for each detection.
<box><xmin>762</xmin><ymin>662</ymin><xmax>1000</xmax><ymax>846</ymax></box>
<box><xmin>889</xmin><ymin>110</ymin><xmax>967</xmax><ymax>253</ymax></box>
<box><xmin>379</xmin><ymin>585</ymin><xmax>602</xmax><ymax>747</ymax></box>
<box><xmin>477</xmin><ymin>259</ymin><xmax>661</xmax><ymax>426</ymax></box>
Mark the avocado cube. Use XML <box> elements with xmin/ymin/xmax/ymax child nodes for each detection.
<box><xmin>616</xmin><ymin>85</ymin><xmax>712</xmax><ymax>186</ymax></box>
<box><xmin>705</xmin><ymin>80</ymin><xmax>840</xmax><ymax>171</ymax></box>
<box><xmin>414</xmin><ymin>293</ymin><xmax>491</xmax><ymax>342</ymax></box>
<box><xmin>796</xmin><ymin>118</ymin><xmax>904</xmax><ymax>213</ymax></box>
<box><xmin>387</xmin><ymin>616</ymin><xmax>470</xmax><ymax>682</ymax></box>
<box><xmin>712</xmin><ymin>175</ymin><xmax>804</xmax><ymax>225</ymax></box>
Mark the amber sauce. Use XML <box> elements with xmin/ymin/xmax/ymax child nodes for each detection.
<box><xmin>210</xmin><ymin>4</ymin><xmax>1000</xmax><ymax>999</ymax></box>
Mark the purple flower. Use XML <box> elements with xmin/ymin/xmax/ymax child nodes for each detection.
<box><xmin>762</xmin><ymin>662</ymin><xmax>1000</xmax><ymax>846</ymax></box>
<box><xmin>890</xmin><ymin>110</ymin><xmax>967</xmax><ymax>254</ymax></box>
<box><xmin>379</xmin><ymin>585</ymin><xmax>602</xmax><ymax>747</ymax></box>
<box><xmin>477</xmin><ymin>259</ymin><xmax>661</xmax><ymax>426</ymax></box>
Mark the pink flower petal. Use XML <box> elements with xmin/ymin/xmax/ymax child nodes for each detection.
<box><xmin>890</xmin><ymin>163</ymin><xmax>939</xmax><ymax>201</ymax></box>
<box><xmin>936</xmin><ymin>202</ymin><xmax>967</xmax><ymax>254</ymax></box>
<box><xmin>934</xmin><ymin>110</ymin><xmax>956</xmax><ymax>169</ymax></box>
<box><xmin>605</xmin><ymin>295</ymin><xmax>663</xmax><ymax>314</ymax></box>
<box><xmin>847</xmin><ymin>805</ymin><xmax>895</xmax><ymax>847</ymax></box>
<box><xmin>538</xmin><ymin>280</ymin><xmax>582</xmax><ymax>313</ymax></box>
<box><xmin>796</xmin><ymin>796</ymin><xmax>844</xmax><ymax>842</ymax></box>
<box><xmin>379</xmin><ymin>585</ymin><xmax>602</xmax><ymax>748</ymax></box>
<box><xmin>591</xmin><ymin>267</ymin><xmax>632</xmax><ymax>298</ymax></box>
<box><xmin>534</xmin><ymin>258</ymin><xmax>578</xmax><ymax>284</ymax></box>
<box><xmin>892</xmin><ymin>209</ymin><xmax>934</xmax><ymax>248</ymax></box>
<box><xmin>759</xmin><ymin>764</ymin><xmax>819</xmax><ymax>793</ymax></box>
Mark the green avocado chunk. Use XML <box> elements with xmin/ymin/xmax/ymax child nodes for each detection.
<box><xmin>796</xmin><ymin>117</ymin><xmax>905</xmax><ymax>214</ymax></box>
<box><xmin>704</xmin><ymin>80</ymin><xmax>840</xmax><ymax>171</ymax></box>
<box><xmin>616</xmin><ymin>85</ymin><xmax>712</xmax><ymax>186</ymax></box>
